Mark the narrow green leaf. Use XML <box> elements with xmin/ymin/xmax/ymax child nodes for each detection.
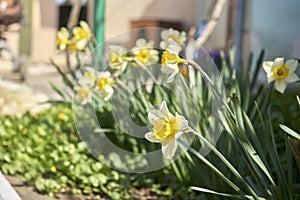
<box><xmin>51</xmin><ymin>59</ymin><xmax>74</xmax><ymax>89</ymax></box>
<box><xmin>279</xmin><ymin>124</ymin><xmax>300</xmax><ymax>140</ymax></box>
<box><xmin>191</xmin><ymin>187</ymin><xmax>266</xmax><ymax>200</ymax></box>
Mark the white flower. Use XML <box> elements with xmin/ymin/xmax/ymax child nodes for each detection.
<box><xmin>74</xmin><ymin>85</ymin><xmax>93</xmax><ymax>105</ymax></box>
<box><xmin>160</xmin><ymin>28</ymin><xmax>186</xmax><ymax>50</ymax></box>
<box><xmin>263</xmin><ymin>58</ymin><xmax>299</xmax><ymax>93</ymax></box>
<box><xmin>78</xmin><ymin>66</ymin><xmax>97</xmax><ymax>87</ymax></box>
<box><xmin>161</xmin><ymin>42</ymin><xmax>187</xmax><ymax>82</ymax></box>
<box><xmin>72</xmin><ymin>21</ymin><xmax>92</xmax><ymax>50</ymax></box>
<box><xmin>145</xmin><ymin>101</ymin><xmax>188</xmax><ymax>159</ymax></box>
<box><xmin>109</xmin><ymin>45</ymin><xmax>128</xmax><ymax>75</ymax></box>
<box><xmin>132</xmin><ymin>38</ymin><xmax>159</xmax><ymax>65</ymax></box>
<box><xmin>96</xmin><ymin>71</ymin><xmax>114</xmax><ymax>101</ymax></box>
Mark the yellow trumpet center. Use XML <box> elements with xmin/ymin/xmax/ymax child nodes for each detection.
<box><xmin>84</xmin><ymin>71</ymin><xmax>96</xmax><ymax>82</ymax></box>
<box><xmin>137</xmin><ymin>49</ymin><xmax>151</xmax><ymax>64</ymax></box>
<box><xmin>97</xmin><ymin>78</ymin><xmax>112</xmax><ymax>91</ymax></box>
<box><xmin>153</xmin><ymin>117</ymin><xmax>179</xmax><ymax>140</ymax></box>
<box><xmin>273</xmin><ymin>64</ymin><xmax>290</xmax><ymax>80</ymax></box>
<box><xmin>77</xmin><ymin>87</ymin><xmax>89</xmax><ymax>99</ymax></box>
<box><xmin>110</xmin><ymin>51</ymin><xmax>123</xmax><ymax>65</ymax></box>
<box><xmin>162</xmin><ymin>51</ymin><xmax>179</xmax><ymax>65</ymax></box>
<box><xmin>75</xmin><ymin>28</ymin><xmax>89</xmax><ymax>40</ymax></box>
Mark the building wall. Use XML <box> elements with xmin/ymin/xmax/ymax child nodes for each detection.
<box><xmin>250</xmin><ymin>0</ymin><xmax>300</xmax><ymax>60</ymax></box>
<box><xmin>105</xmin><ymin>0</ymin><xmax>229</xmax><ymax>50</ymax></box>
<box><xmin>3</xmin><ymin>0</ymin><xmax>230</xmax><ymax>61</ymax></box>
<box><xmin>31</xmin><ymin>0</ymin><xmax>57</xmax><ymax>62</ymax></box>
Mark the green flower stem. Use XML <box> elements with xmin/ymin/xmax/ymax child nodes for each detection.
<box><xmin>187</xmin><ymin>60</ymin><xmax>213</xmax><ymax>85</ymax></box>
<box><xmin>187</xmin><ymin>127</ymin><xmax>261</xmax><ymax>200</ymax></box>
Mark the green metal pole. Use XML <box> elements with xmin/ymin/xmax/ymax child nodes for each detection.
<box><xmin>93</xmin><ymin>0</ymin><xmax>105</xmax><ymax>44</ymax></box>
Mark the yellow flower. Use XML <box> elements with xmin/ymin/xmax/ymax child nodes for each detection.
<box><xmin>132</xmin><ymin>38</ymin><xmax>159</xmax><ymax>65</ymax></box>
<box><xmin>96</xmin><ymin>71</ymin><xmax>114</xmax><ymax>101</ymax></box>
<box><xmin>160</xmin><ymin>28</ymin><xmax>186</xmax><ymax>50</ymax></box>
<box><xmin>161</xmin><ymin>42</ymin><xmax>187</xmax><ymax>83</ymax></box>
<box><xmin>51</xmin><ymin>166</ymin><xmax>57</xmax><ymax>173</ymax></box>
<box><xmin>56</xmin><ymin>27</ymin><xmax>69</xmax><ymax>51</ymax></box>
<box><xmin>72</xmin><ymin>21</ymin><xmax>92</xmax><ymax>50</ymax></box>
<box><xmin>145</xmin><ymin>101</ymin><xmax>188</xmax><ymax>159</ymax></box>
<box><xmin>109</xmin><ymin>45</ymin><xmax>128</xmax><ymax>75</ymax></box>
<box><xmin>263</xmin><ymin>58</ymin><xmax>299</xmax><ymax>93</ymax></box>
<box><xmin>22</xmin><ymin>128</ymin><xmax>28</xmax><ymax>135</ymax></box>
<box><xmin>74</xmin><ymin>85</ymin><xmax>93</xmax><ymax>105</ymax></box>
<box><xmin>57</xmin><ymin>112</ymin><xmax>65</xmax><ymax>120</ymax></box>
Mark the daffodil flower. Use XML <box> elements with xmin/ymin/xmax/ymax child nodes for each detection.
<box><xmin>145</xmin><ymin>101</ymin><xmax>188</xmax><ymax>159</ymax></box>
<box><xmin>161</xmin><ymin>43</ymin><xmax>187</xmax><ymax>83</ymax></box>
<box><xmin>72</xmin><ymin>21</ymin><xmax>92</xmax><ymax>50</ymax></box>
<box><xmin>160</xmin><ymin>28</ymin><xmax>186</xmax><ymax>50</ymax></box>
<box><xmin>132</xmin><ymin>38</ymin><xmax>159</xmax><ymax>65</ymax></box>
<box><xmin>263</xmin><ymin>58</ymin><xmax>299</xmax><ymax>93</ymax></box>
<box><xmin>74</xmin><ymin>85</ymin><xmax>93</xmax><ymax>105</ymax></box>
<box><xmin>56</xmin><ymin>27</ymin><xmax>69</xmax><ymax>51</ymax></box>
<box><xmin>78</xmin><ymin>67</ymin><xmax>97</xmax><ymax>87</ymax></box>
<box><xmin>96</xmin><ymin>71</ymin><xmax>115</xmax><ymax>101</ymax></box>
<box><xmin>109</xmin><ymin>45</ymin><xmax>128</xmax><ymax>75</ymax></box>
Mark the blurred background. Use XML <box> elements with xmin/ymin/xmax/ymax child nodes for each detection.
<box><xmin>2</xmin><ymin>0</ymin><xmax>300</xmax><ymax>62</ymax></box>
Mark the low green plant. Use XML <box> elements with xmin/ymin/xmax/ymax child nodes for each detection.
<box><xmin>0</xmin><ymin>104</ymin><xmax>199</xmax><ymax>199</ymax></box>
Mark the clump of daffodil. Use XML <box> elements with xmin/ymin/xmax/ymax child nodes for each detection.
<box><xmin>132</xmin><ymin>38</ymin><xmax>159</xmax><ymax>65</ymax></box>
<box><xmin>160</xmin><ymin>28</ymin><xmax>187</xmax><ymax>50</ymax></box>
<box><xmin>56</xmin><ymin>27</ymin><xmax>69</xmax><ymax>51</ymax></box>
<box><xmin>72</xmin><ymin>21</ymin><xmax>92</xmax><ymax>50</ymax></box>
<box><xmin>74</xmin><ymin>85</ymin><xmax>93</xmax><ymax>105</ymax></box>
<box><xmin>109</xmin><ymin>45</ymin><xmax>128</xmax><ymax>76</ymax></box>
<box><xmin>263</xmin><ymin>57</ymin><xmax>299</xmax><ymax>93</ymax></box>
<box><xmin>161</xmin><ymin>41</ymin><xmax>187</xmax><ymax>83</ymax></box>
<box><xmin>145</xmin><ymin>101</ymin><xmax>188</xmax><ymax>159</ymax></box>
<box><xmin>96</xmin><ymin>71</ymin><xmax>115</xmax><ymax>101</ymax></box>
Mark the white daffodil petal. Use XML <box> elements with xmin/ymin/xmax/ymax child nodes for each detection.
<box><xmin>286</xmin><ymin>73</ymin><xmax>299</xmax><ymax>83</ymax></box>
<box><xmin>167</xmin><ymin>70</ymin><xmax>179</xmax><ymax>83</ymax></box>
<box><xmin>145</xmin><ymin>132</ymin><xmax>162</xmax><ymax>143</ymax></box>
<box><xmin>148</xmin><ymin>110</ymin><xmax>166</xmax><ymax>124</ymax></box>
<box><xmin>262</xmin><ymin>61</ymin><xmax>273</xmax><ymax>73</ymax></box>
<box><xmin>161</xmin><ymin>64</ymin><xmax>178</xmax><ymax>74</ymax></box>
<box><xmin>274</xmin><ymin>80</ymin><xmax>287</xmax><ymax>93</ymax></box>
<box><xmin>160</xmin><ymin>101</ymin><xmax>171</xmax><ymax>118</ymax></box>
<box><xmin>273</xmin><ymin>57</ymin><xmax>284</xmax><ymax>69</ymax></box>
<box><xmin>267</xmin><ymin>74</ymin><xmax>275</xmax><ymax>83</ymax></box>
<box><xmin>176</xmin><ymin>113</ymin><xmax>189</xmax><ymax>130</ymax></box>
<box><xmin>162</xmin><ymin>137</ymin><xmax>177</xmax><ymax>159</ymax></box>
<box><xmin>286</xmin><ymin>59</ymin><xmax>298</xmax><ymax>72</ymax></box>
<box><xmin>167</xmin><ymin>42</ymin><xmax>181</xmax><ymax>55</ymax></box>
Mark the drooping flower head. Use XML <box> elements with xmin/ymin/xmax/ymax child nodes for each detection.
<box><xmin>161</xmin><ymin>42</ymin><xmax>187</xmax><ymax>82</ymax></box>
<box><xmin>72</xmin><ymin>21</ymin><xmax>92</xmax><ymax>50</ymax></box>
<box><xmin>56</xmin><ymin>27</ymin><xmax>69</xmax><ymax>51</ymax></box>
<box><xmin>96</xmin><ymin>71</ymin><xmax>115</xmax><ymax>101</ymax></box>
<box><xmin>109</xmin><ymin>45</ymin><xmax>128</xmax><ymax>75</ymax></box>
<box><xmin>160</xmin><ymin>28</ymin><xmax>187</xmax><ymax>50</ymax></box>
<box><xmin>263</xmin><ymin>58</ymin><xmax>299</xmax><ymax>93</ymax></box>
<box><xmin>132</xmin><ymin>38</ymin><xmax>159</xmax><ymax>65</ymax></box>
<box><xmin>145</xmin><ymin>101</ymin><xmax>188</xmax><ymax>159</ymax></box>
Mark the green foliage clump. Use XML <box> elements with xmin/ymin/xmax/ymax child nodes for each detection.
<box><xmin>0</xmin><ymin>104</ymin><xmax>198</xmax><ymax>199</ymax></box>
